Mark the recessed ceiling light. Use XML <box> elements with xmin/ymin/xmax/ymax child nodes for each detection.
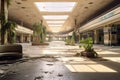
<box><xmin>21</xmin><ymin>7</ymin><xmax>26</xmax><ymax>9</ymax></box>
<box><xmin>85</xmin><ymin>7</ymin><xmax>88</xmax><ymax>9</ymax></box>
<box><xmin>88</xmin><ymin>2</ymin><xmax>93</xmax><ymax>4</ymax></box>
<box><xmin>15</xmin><ymin>1</ymin><xmax>21</xmax><ymax>4</ymax></box>
<box><xmin>43</xmin><ymin>15</ymin><xmax>69</xmax><ymax>20</ymax></box>
<box><xmin>34</xmin><ymin>2</ymin><xmax>77</xmax><ymax>12</ymax></box>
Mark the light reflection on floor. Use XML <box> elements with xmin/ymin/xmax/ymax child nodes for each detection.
<box><xmin>65</xmin><ymin>64</ymin><xmax>117</xmax><ymax>73</ymax></box>
<box><xmin>103</xmin><ymin>57</ymin><xmax>120</xmax><ymax>63</ymax></box>
<box><xmin>60</xmin><ymin>57</ymin><xmax>117</xmax><ymax>73</ymax></box>
<box><xmin>61</xmin><ymin>57</ymin><xmax>117</xmax><ymax>73</ymax></box>
<box><xmin>98</xmin><ymin>51</ymin><xmax>120</xmax><ymax>63</ymax></box>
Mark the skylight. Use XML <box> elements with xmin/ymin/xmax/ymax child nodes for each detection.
<box><xmin>34</xmin><ymin>2</ymin><xmax>77</xmax><ymax>12</ymax></box>
<box><xmin>48</xmin><ymin>24</ymin><xmax>63</xmax><ymax>27</ymax></box>
<box><xmin>43</xmin><ymin>15</ymin><xmax>68</xmax><ymax>20</ymax></box>
<box><xmin>47</xmin><ymin>21</ymin><xmax>65</xmax><ymax>24</ymax></box>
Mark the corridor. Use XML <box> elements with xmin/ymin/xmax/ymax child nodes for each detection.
<box><xmin>1</xmin><ymin>41</ymin><xmax>120</xmax><ymax>80</ymax></box>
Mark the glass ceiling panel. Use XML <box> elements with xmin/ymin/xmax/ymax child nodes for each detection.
<box><xmin>47</xmin><ymin>21</ymin><xmax>65</xmax><ymax>24</ymax></box>
<box><xmin>43</xmin><ymin>15</ymin><xmax>68</xmax><ymax>20</ymax></box>
<box><xmin>48</xmin><ymin>24</ymin><xmax>63</xmax><ymax>27</ymax></box>
<box><xmin>34</xmin><ymin>2</ymin><xmax>77</xmax><ymax>12</ymax></box>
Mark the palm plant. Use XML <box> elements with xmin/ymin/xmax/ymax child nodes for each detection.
<box><xmin>70</xmin><ymin>31</ymin><xmax>76</xmax><ymax>45</ymax></box>
<box><xmin>6</xmin><ymin>21</ymin><xmax>17</xmax><ymax>43</ymax></box>
<box><xmin>79</xmin><ymin>37</ymin><xmax>98</xmax><ymax>58</ymax></box>
<box><xmin>39</xmin><ymin>25</ymin><xmax>46</xmax><ymax>43</ymax></box>
<box><xmin>1</xmin><ymin>21</ymin><xmax>17</xmax><ymax>44</ymax></box>
<box><xmin>65</xmin><ymin>36</ymin><xmax>71</xmax><ymax>45</ymax></box>
<box><xmin>80</xmin><ymin>37</ymin><xmax>93</xmax><ymax>52</ymax></box>
<box><xmin>33</xmin><ymin>22</ymin><xmax>46</xmax><ymax>43</ymax></box>
<box><xmin>6</xmin><ymin>0</ymin><xmax>11</xmax><ymax>6</ymax></box>
<box><xmin>33</xmin><ymin>23</ymin><xmax>41</xmax><ymax>36</ymax></box>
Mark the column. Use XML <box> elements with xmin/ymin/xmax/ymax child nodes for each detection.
<box><xmin>110</xmin><ymin>25</ymin><xmax>117</xmax><ymax>45</ymax></box>
<box><xmin>104</xmin><ymin>25</ymin><xmax>117</xmax><ymax>46</ymax></box>
<box><xmin>1</xmin><ymin>0</ymin><xmax>8</xmax><ymax>44</ymax></box>
<box><xmin>94</xmin><ymin>30</ymin><xmax>99</xmax><ymax>44</ymax></box>
<box><xmin>20</xmin><ymin>34</ymin><xmax>24</xmax><ymax>43</ymax></box>
<box><xmin>27</xmin><ymin>34</ymin><xmax>31</xmax><ymax>42</ymax></box>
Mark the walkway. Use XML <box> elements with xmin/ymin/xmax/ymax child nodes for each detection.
<box><xmin>0</xmin><ymin>41</ymin><xmax>120</xmax><ymax>80</ymax></box>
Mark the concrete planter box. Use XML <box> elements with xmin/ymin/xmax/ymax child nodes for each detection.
<box><xmin>32</xmin><ymin>42</ymin><xmax>49</xmax><ymax>46</ymax></box>
<box><xmin>80</xmin><ymin>51</ymin><xmax>98</xmax><ymax>58</ymax></box>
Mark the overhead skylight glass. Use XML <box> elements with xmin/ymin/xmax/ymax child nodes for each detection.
<box><xmin>43</xmin><ymin>15</ymin><xmax>68</xmax><ymax>20</ymax></box>
<box><xmin>34</xmin><ymin>2</ymin><xmax>77</xmax><ymax>12</ymax></box>
<box><xmin>48</xmin><ymin>23</ymin><xmax>64</xmax><ymax>25</ymax></box>
<box><xmin>48</xmin><ymin>24</ymin><xmax>63</xmax><ymax>27</ymax></box>
<box><xmin>47</xmin><ymin>21</ymin><xmax>65</xmax><ymax>24</ymax></box>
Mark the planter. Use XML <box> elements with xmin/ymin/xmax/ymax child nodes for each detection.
<box><xmin>80</xmin><ymin>51</ymin><xmax>98</xmax><ymax>58</ymax></box>
<box><xmin>65</xmin><ymin>43</ymin><xmax>70</xmax><ymax>45</ymax></box>
<box><xmin>32</xmin><ymin>42</ymin><xmax>49</xmax><ymax>46</ymax></box>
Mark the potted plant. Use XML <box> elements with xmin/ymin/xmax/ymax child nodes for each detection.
<box><xmin>32</xmin><ymin>22</ymin><xmax>48</xmax><ymax>45</ymax></box>
<box><xmin>79</xmin><ymin>37</ymin><xmax>98</xmax><ymax>58</ymax></box>
<box><xmin>70</xmin><ymin>31</ymin><xmax>76</xmax><ymax>45</ymax></box>
<box><xmin>65</xmin><ymin>36</ymin><xmax>71</xmax><ymax>45</ymax></box>
<box><xmin>6</xmin><ymin>21</ymin><xmax>17</xmax><ymax>43</ymax></box>
<box><xmin>65</xmin><ymin>31</ymin><xmax>76</xmax><ymax>45</ymax></box>
<box><xmin>39</xmin><ymin>25</ymin><xmax>46</xmax><ymax>43</ymax></box>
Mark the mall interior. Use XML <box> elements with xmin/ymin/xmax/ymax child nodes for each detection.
<box><xmin>0</xmin><ymin>0</ymin><xmax>120</xmax><ymax>80</ymax></box>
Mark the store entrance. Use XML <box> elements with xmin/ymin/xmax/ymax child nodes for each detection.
<box><xmin>98</xmin><ymin>29</ymin><xmax>104</xmax><ymax>44</ymax></box>
<box><xmin>117</xmin><ymin>24</ymin><xmax>120</xmax><ymax>45</ymax></box>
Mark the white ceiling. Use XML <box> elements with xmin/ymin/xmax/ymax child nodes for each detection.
<box><xmin>1</xmin><ymin>0</ymin><xmax>117</xmax><ymax>34</ymax></box>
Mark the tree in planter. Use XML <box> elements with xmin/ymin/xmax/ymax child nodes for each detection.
<box><xmin>6</xmin><ymin>21</ymin><xmax>17</xmax><ymax>43</ymax></box>
<box><xmin>39</xmin><ymin>25</ymin><xmax>46</xmax><ymax>43</ymax></box>
<box><xmin>1</xmin><ymin>21</ymin><xmax>17</xmax><ymax>44</ymax></box>
<box><xmin>65</xmin><ymin>32</ymin><xmax>76</xmax><ymax>45</ymax></box>
<box><xmin>65</xmin><ymin>36</ymin><xmax>71</xmax><ymax>45</ymax></box>
<box><xmin>33</xmin><ymin>22</ymin><xmax>47</xmax><ymax>44</ymax></box>
<box><xmin>33</xmin><ymin>23</ymin><xmax>41</xmax><ymax>44</ymax></box>
<box><xmin>70</xmin><ymin>31</ymin><xmax>76</xmax><ymax>45</ymax></box>
<box><xmin>79</xmin><ymin>37</ymin><xmax>98</xmax><ymax>58</ymax></box>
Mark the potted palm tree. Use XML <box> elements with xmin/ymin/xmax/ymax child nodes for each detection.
<box><xmin>70</xmin><ymin>31</ymin><xmax>76</xmax><ymax>45</ymax></box>
<box><xmin>79</xmin><ymin>37</ymin><xmax>98</xmax><ymax>58</ymax></box>
<box><xmin>65</xmin><ymin>36</ymin><xmax>71</xmax><ymax>45</ymax></box>
<box><xmin>32</xmin><ymin>22</ymin><xmax>48</xmax><ymax>45</ymax></box>
<box><xmin>6</xmin><ymin>21</ymin><xmax>17</xmax><ymax>43</ymax></box>
<box><xmin>39</xmin><ymin>25</ymin><xmax>46</xmax><ymax>43</ymax></box>
<box><xmin>1</xmin><ymin>21</ymin><xmax>17</xmax><ymax>44</ymax></box>
<box><xmin>65</xmin><ymin>31</ymin><xmax>76</xmax><ymax>45</ymax></box>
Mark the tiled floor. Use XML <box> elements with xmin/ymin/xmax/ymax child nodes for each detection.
<box><xmin>1</xmin><ymin>41</ymin><xmax>120</xmax><ymax>80</ymax></box>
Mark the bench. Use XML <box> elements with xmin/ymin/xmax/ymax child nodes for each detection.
<box><xmin>0</xmin><ymin>44</ymin><xmax>23</xmax><ymax>60</ymax></box>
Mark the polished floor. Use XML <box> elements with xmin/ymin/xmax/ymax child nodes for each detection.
<box><xmin>1</xmin><ymin>41</ymin><xmax>120</xmax><ymax>80</ymax></box>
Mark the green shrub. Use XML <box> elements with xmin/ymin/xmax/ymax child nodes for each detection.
<box><xmin>80</xmin><ymin>37</ymin><xmax>93</xmax><ymax>52</ymax></box>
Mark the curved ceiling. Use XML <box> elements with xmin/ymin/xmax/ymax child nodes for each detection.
<box><xmin>1</xmin><ymin>0</ymin><xmax>120</xmax><ymax>34</ymax></box>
